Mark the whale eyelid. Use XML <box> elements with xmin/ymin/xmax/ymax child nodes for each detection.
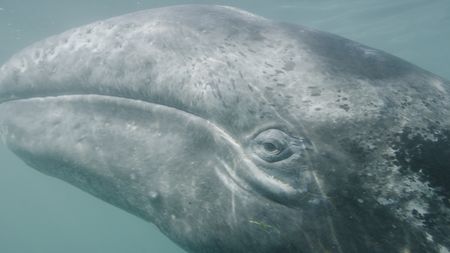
<box><xmin>246</xmin><ymin>124</ymin><xmax>295</xmax><ymax>142</ymax></box>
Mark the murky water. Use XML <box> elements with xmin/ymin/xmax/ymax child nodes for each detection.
<box><xmin>0</xmin><ymin>1</ymin><xmax>449</xmax><ymax>252</ymax></box>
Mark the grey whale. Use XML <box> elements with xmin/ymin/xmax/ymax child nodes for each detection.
<box><xmin>0</xmin><ymin>5</ymin><xmax>449</xmax><ymax>253</ymax></box>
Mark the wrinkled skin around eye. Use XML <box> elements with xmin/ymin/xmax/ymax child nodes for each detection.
<box><xmin>251</xmin><ymin>128</ymin><xmax>303</xmax><ymax>163</ymax></box>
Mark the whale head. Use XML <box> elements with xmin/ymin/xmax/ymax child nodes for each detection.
<box><xmin>1</xmin><ymin>5</ymin><xmax>449</xmax><ymax>253</ymax></box>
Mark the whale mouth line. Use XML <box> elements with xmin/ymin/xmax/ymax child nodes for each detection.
<box><xmin>0</xmin><ymin>93</ymin><xmax>198</xmax><ymax>117</ymax></box>
<box><xmin>1</xmin><ymin>93</ymin><xmax>159</xmax><ymax>106</ymax></box>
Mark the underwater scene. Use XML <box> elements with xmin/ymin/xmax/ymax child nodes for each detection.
<box><xmin>0</xmin><ymin>1</ymin><xmax>449</xmax><ymax>253</ymax></box>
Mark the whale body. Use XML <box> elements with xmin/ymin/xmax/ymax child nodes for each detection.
<box><xmin>0</xmin><ymin>5</ymin><xmax>449</xmax><ymax>253</ymax></box>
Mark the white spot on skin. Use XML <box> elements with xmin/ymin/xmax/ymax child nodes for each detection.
<box><xmin>376</xmin><ymin>197</ymin><xmax>394</xmax><ymax>205</ymax></box>
<box><xmin>440</xmin><ymin>246</ymin><xmax>450</xmax><ymax>253</ymax></box>
<box><xmin>367</xmin><ymin>146</ymin><xmax>443</xmax><ymax>229</ymax></box>
<box><xmin>148</xmin><ymin>191</ymin><xmax>159</xmax><ymax>200</ymax></box>
<box><xmin>425</xmin><ymin>233</ymin><xmax>434</xmax><ymax>242</ymax></box>
<box><xmin>126</xmin><ymin>122</ymin><xmax>138</xmax><ymax>131</ymax></box>
<box><xmin>361</xmin><ymin>48</ymin><xmax>378</xmax><ymax>57</ymax></box>
<box><xmin>401</xmin><ymin>247</ymin><xmax>411</xmax><ymax>253</ymax></box>
<box><xmin>431</xmin><ymin>78</ymin><xmax>447</xmax><ymax>94</ymax></box>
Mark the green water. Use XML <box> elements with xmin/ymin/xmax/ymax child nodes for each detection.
<box><xmin>0</xmin><ymin>1</ymin><xmax>449</xmax><ymax>252</ymax></box>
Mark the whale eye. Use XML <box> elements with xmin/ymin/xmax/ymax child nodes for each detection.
<box><xmin>252</xmin><ymin>129</ymin><xmax>296</xmax><ymax>163</ymax></box>
<box><xmin>263</xmin><ymin>142</ymin><xmax>278</xmax><ymax>153</ymax></box>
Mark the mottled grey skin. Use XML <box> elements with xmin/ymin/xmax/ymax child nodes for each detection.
<box><xmin>0</xmin><ymin>5</ymin><xmax>449</xmax><ymax>253</ymax></box>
